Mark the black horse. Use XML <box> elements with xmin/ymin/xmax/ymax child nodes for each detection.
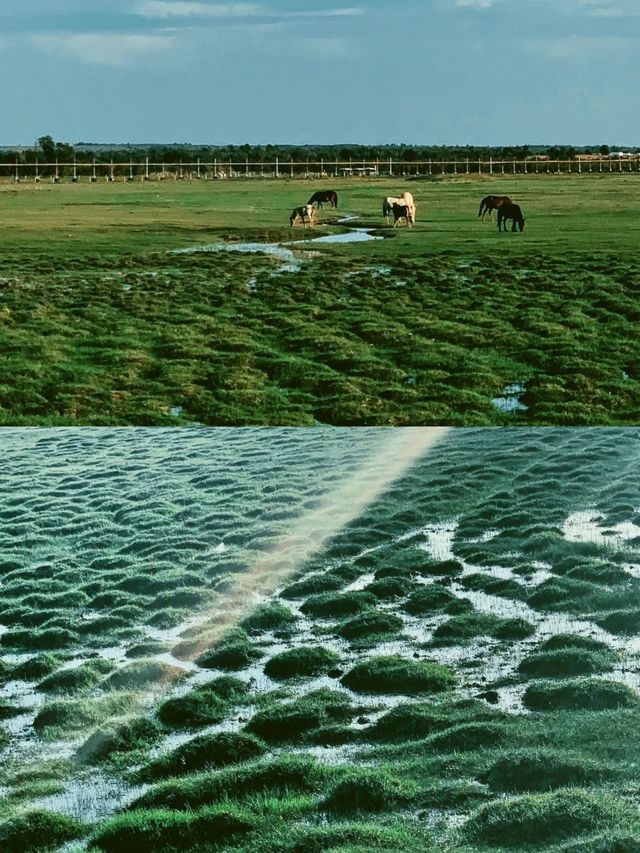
<box><xmin>497</xmin><ymin>202</ymin><xmax>525</xmax><ymax>232</ymax></box>
<box><xmin>307</xmin><ymin>189</ymin><xmax>338</xmax><ymax>210</ymax></box>
<box><xmin>392</xmin><ymin>203</ymin><xmax>412</xmax><ymax>228</ymax></box>
<box><xmin>478</xmin><ymin>195</ymin><xmax>512</xmax><ymax>221</ymax></box>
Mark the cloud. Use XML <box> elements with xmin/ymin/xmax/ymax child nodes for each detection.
<box><xmin>455</xmin><ymin>0</ymin><xmax>497</xmax><ymax>8</ymax></box>
<box><xmin>135</xmin><ymin>1</ymin><xmax>259</xmax><ymax>17</ymax></box>
<box><xmin>32</xmin><ymin>31</ymin><xmax>175</xmax><ymax>66</ymax></box>
<box><xmin>298</xmin><ymin>36</ymin><xmax>352</xmax><ymax>57</ymax></box>
<box><xmin>529</xmin><ymin>34</ymin><xmax>637</xmax><ymax>59</ymax></box>
<box><xmin>284</xmin><ymin>7</ymin><xmax>363</xmax><ymax>18</ymax></box>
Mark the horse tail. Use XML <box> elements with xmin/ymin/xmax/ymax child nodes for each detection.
<box><xmin>332</xmin><ymin>192</ymin><xmax>338</xmax><ymax>209</ymax></box>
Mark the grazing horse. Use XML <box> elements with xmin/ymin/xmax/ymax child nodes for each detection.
<box><xmin>392</xmin><ymin>203</ymin><xmax>412</xmax><ymax>228</ymax></box>
<box><xmin>289</xmin><ymin>204</ymin><xmax>316</xmax><ymax>227</ymax></box>
<box><xmin>497</xmin><ymin>202</ymin><xmax>525</xmax><ymax>232</ymax></box>
<box><xmin>478</xmin><ymin>195</ymin><xmax>512</xmax><ymax>221</ymax></box>
<box><xmin>384</xmin><ymin>192</ymin><xmax>416</xmax><ymax>224</ymax></box>
<box><xmin>307</xmin><ymin>189</ymin><xmax>338</xmax><ymax>210</ymax></box>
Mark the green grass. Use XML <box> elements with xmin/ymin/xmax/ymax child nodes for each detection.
<box><xmin>0</xmin><ymin>176</ymin><xmax>638</xmax><ymax>425</ymax></box>
<box><xmin>341</xmin><ymin>655</ymin><xmax>457</xmax><ymax>695</ymax></box>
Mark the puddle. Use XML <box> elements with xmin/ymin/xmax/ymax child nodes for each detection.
<box><xmin>492</xmin><ymin>383</ymin><xmax>528</xmax><ymax>414</ymax></box>
<box><xmin>36</xmin><ymin>771</ymin><xmax>148</xmax><ymax>825</ymax></box>
<box><xmin>563</xmin><ymin>510</ymin><xmax>640</xmax><ymax>547</ymax></box>
<box><xmin>172</xmin><ymin>242</ymin><xmax>301</xmax><ymax>273</ymax></box>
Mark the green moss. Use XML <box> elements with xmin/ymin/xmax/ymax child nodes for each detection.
<box><xmin>139</xmin><ymin>731</ymin><xmax>267</xmax><ymax>781</ymax></box>
<box><xmin>264</xmin><ymin>646</ymin><xmax>340</xmax><ymax>680</ymax></box>
<box><xmin>341</xmin><ymin>656</ymin><xmax>456</xmax><ymax>695</ymax></box>
<box><xmin>464</xmin><ymin>788</ymin><xmax>630</xmax><ymax>847</ymax></box>
<box><xmin>0</xmin><ymin>810</ymin><xmax>86</xmax><ymax>852</ymax></box>
<box><xmin>524</xmin><ymin>679</ymin><xmax>640</xmax><ymax>712</ymax></box>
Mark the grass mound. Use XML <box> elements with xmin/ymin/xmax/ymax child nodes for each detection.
<box><xmin>518</xmin><ymin>648</ymin><xmax>615</xmax><ymax>679</ymax></box>
<box><xmin>240</xmin><ymin>603</ymin><xmax>298</xmax><ymax>633</ymax></box>
<box><xmin>264</xmin><ymin>646</ymin><xmax>340</xmax><ymax>680</ymax></box>
<box><xmin>36</xmin><ymin>659</ymin><xmax>114</xmax><ymax>694</ymax></box>
<box><xmin>0</xmin><ymin>810</ymin><xmax>86</xmax><ymax>852</ymax></box>
<box><xmin>158</xmin><ymin>686</ymin><xmax>229</xmax><ymax>729</ymax></box>
<box><xmin>596</xmin><ymin>610</ymin><xmax>640</xmax><ymax>635</ymax></box>
<box><xmin>524</xmin><ymin>679</ymin><xmax>639</xmax><ymax>712</ymax></box>
<box><xmin>103</xmin><ymin>660</ymin><xmax>187</xmax><ymax>691</ymax></box>
<box><xmin>247</xmin><ymin>688</ymin><xmax>353</xmax><ymax>743</ymax></box>
<box><xmin>336</xmin><ymin>611</ymin><xmax>404</xmax><ymax>643</ymax></box>
<box><xmin>481</xmin><ymin>749</ymin><xmax>613</xmax><ymax>792</ymax></box>
<box><xmin>196</xmin><ymin>629</ymin><xmax>261</xmax><ymax>671</ymax></box>
<box><xmin>91</xmin><ymin>806</ymin><xmax>254</xmax><ymax>852</ymax></box>
<box><xmin>300</xmin><ymin>591</ymin><xmax>377</xmax><ymax>619</ymax></box>
<box><xmin>77</xmin><ymin>717</ymin><xmax>163</xmax><ymax>764</ymax></box>
<box><xmin>417</xmin><ymin>559</ymin><xmax>464</xmax><ymax>577</ymax></box>
<box><xmin>341</xmin><ymin>655</ymin><xmax>456</xmax><ymax>695</ymax></box>
<box><xmin>280</xmin><ymin>574</ymin><xmax>343</xmax><ymax>599</ymax></box>
<box><xmin>464</xmin><ymin>788</ymin><xmax>629</xmax><ymax>847</ymax></box>
<box><xmin>432</xmin><ymin>612</ymin><xmax>505</xmax><ymax>643</ymax></box>
<box><xmin>131</xmin><ymin>756</ymin><xmax>323</xmax><ymax>811</ymax></box>
<box><xmin>426</xmin><ymin>721</ymin><xmax>509</xmax><ymax>752</ymax></box>
<box><xmin>365</xmin><ymin>576</ymin><xmax>413</xmax><ymax>599</ymax></box>
<box><xmin>138</xmin><ymin>731</ymin><xmax>267</xmax><ymax>781</ymax></box>
<box><xmin>540</xmin><ymin>634</ymin><xmax>612</xmax><ymax>654</ymax></box>
<box><xmin>323</xmin><ymin>768</ymin><xmax>412</xmax><ymax>814</ymax></box>
<box><xmin>404</xmin><ymin>585</ymin><xmax>456</xmax><ymax>615</ymax></box>
<box><xmin>368</xmin><ymin>698</ymin><xmax>501</xmax><ymax>742</ymax></box>
<box><xmin>12</xmin><ymin>653</ymin><xmax>60</xmax><ymax>681</ymax></box>
<box><xmin>1</xmin><ymin>627</ymin><xmax>77</xmax><ymax>650</ymax></box>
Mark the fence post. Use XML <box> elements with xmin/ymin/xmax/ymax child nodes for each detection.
<box><xmin>489</xmin><ymin>157</ymin><xmax>493</xmax><ymax>175</ymax></box>
<box><xmin>14</xmin><ymin>158</ymin><xmax>19</xmax><ymax>183</ymax></box>
<box><xmin>35</xmin><ymin>158</ymin><xmax>39</xmax><ymax>183</ymax></box>
<box><xmin>389</xmin><ymin>156</ymin><xmax>392</xmax><ymax>176</ymax></box>
<box><xmin>466</xmin><ymin>158</ymin><xmax>469</xmax><ymax>175</ymax></box>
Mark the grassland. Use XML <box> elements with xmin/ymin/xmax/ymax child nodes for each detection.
<box><xmin>0</xmin><ymin>174</ymin><xmax>638</xmax><ymax>425</ymax></box>
<box><xmin>2</xmin><ymin>427</ymin><xmax>640</xmax><ymax>851</ymax></box>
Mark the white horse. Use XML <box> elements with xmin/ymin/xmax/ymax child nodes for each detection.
<box><xmin>383</xmin><ymin>192</ymin><xmax>415</xmax><ymax>225</ymax></box>
<box><xmin>289</xmin><ymin>204</ymin><xmax>316</xmax><ymax>227</ymax></box>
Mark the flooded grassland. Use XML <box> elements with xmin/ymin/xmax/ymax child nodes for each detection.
<box><xmin>1</xmin><ymin>428</ymin><xmax>640</xmax><ymax>851</ymax></box>
<box><xmin>0</xmin><ymin>175</ymin><xmax>638</xmax><ymax>425</ymax></box>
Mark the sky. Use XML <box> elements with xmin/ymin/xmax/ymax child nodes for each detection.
<box><xmin>0</xmin><ymin>0</ymin><xmax>638</xmax><ymax>145</ymax></box>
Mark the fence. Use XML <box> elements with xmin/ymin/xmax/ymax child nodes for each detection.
<box><xmin>1</xmin><ymin>157</ymin><xmax>639</xmax><ymax>182</ymax></box>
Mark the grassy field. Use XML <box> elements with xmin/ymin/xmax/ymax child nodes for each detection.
<box><xmin>0</xmin><ymin>174</ymin><xmax>638</xmax><ymax>425</ymax></box>
<box><xmin>2</xmin><ymin>427</ymin><xmax>640</xmax><ymax>851</ymax></box>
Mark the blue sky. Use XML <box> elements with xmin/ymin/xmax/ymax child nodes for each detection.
<box><xmin>1</xmin><ymin>0</ymin><xmax>638</xmax><ymax>145</ymax></box>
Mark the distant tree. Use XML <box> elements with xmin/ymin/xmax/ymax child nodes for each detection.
<box><xmin>38</xmin><ymin>135</ymin><xmax>56</xmax><ymax>160</ymax></box>
<box><xmin>599</xmin><ymin>144</ymin><xmax>610</xmax><ymax>155</ymax></box>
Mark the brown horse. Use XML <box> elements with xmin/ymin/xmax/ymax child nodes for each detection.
<box><xmin>307</xmin><ymin>190</ymin><xmax>338</xmax><ymax>209</ymax></box>
<box><xmin>478</xmin><ymin>195</ymin><xmax>512</xmax><ymax>221</ymax></box>
<box><xmin>497</xmin><ymin>202</ymin><xmax>525</xmax><ymax>232</ymax></box>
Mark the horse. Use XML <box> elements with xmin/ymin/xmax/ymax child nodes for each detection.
<box><xmin>384</xmin><ymin>192</ymin><xmax>416</xmax><ymax>224</ymax></box>
<box><xmin>497</xmin><ymin>202</ymin><xmax>525</xmax><ymax>232</ymax></box>
<box><xmin>289</xmin><ymin>204</ymin><xmax>316</xmax><ymax>227</ymax></box>
<box><xmin>392</xmin><ymin>203</ymin><xmax>413</xmax><ymax>228</ymax></box>
<box><xmin>478</xmin><ymin>195</ymin><xmax>512</xmax><ymax>221</ymax></box>
<box><xmin>307</xmin><ymin>189</ymin><xmax>338</xmax><ymax>209</ymax></box>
